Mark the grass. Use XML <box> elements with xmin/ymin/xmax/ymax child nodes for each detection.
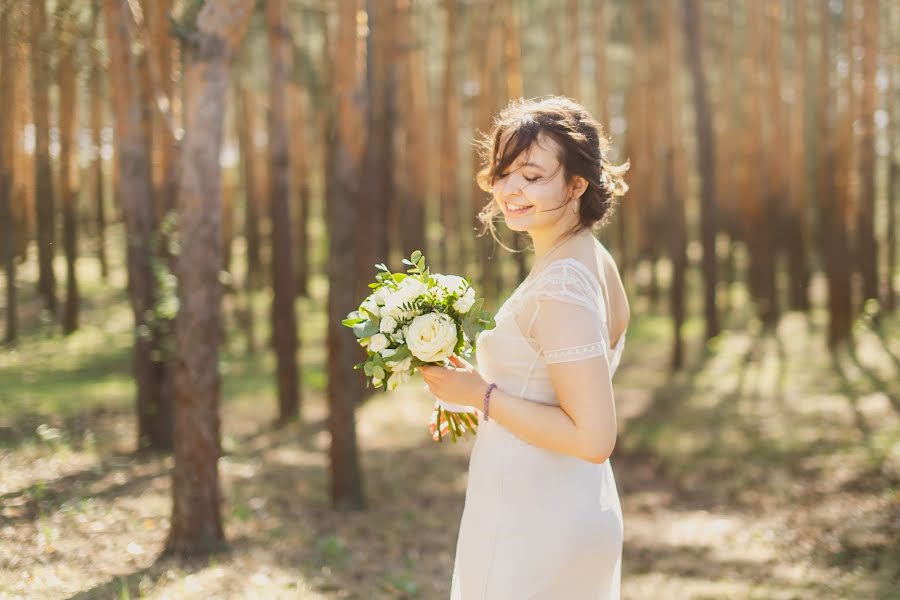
<box><xmin>1</xmin><ymin>225</ymin><xmax>899</xmax><ymax>598</ymax></box>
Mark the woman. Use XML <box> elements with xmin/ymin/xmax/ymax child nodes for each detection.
<box><xmin>419</xmin><ymin>96</ymin><xmax>631</xmax><ymax>599</ymax></box>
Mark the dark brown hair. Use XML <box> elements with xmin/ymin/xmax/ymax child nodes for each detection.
<box><xmin>474</xmin><ymin>96</ymin><xmax>629</xmax><ymax>251</ymax></box>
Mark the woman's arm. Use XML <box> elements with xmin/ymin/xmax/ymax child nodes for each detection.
<box><xmin>480</xmin><ymin>357</ymin><xmax>617</xmax><ymax>463</ymax></box>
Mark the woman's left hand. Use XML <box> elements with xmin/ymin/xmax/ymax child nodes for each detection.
<box><xmin>419</xmin><ymin>355</ymin><xmax>488</xmax><ymax>409</ymax></box>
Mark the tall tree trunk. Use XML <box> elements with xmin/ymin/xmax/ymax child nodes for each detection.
<box><xmin>235</xmin><ymin>81</ymin><xmax>258</xmax><ymax>352</ymax></box>
<box><xmin>566</xmin><ymin>0</ymin><xmax>580</xmax><ymax>99</ymax></box>
<box><xmin>817</xmin><ymin>0</ymin><xmax>853</xmax><ymax>348</ymax></box>
<box><xmin>857</xmin><ymin>0</ymin><xmax>879</xmax><ymax>304</ymax></box>
<box><xmin>397</xmin><ymin>0</ymin><xmax>427</xmax><ymax>262</ymax></box>
<box><xmin>267</xmin><ymin>0</ymin><xmax>300</xmax><ymax>425</ymax></box>
<box><xmin>288</xmin><ymin>82</ymin><xmax>310</xmax><ymax>298</ymax></box>
<box><xmin>886</xmin><ymin>1</ymin><xmax>899</xmax><ymax>313</ymax></box>
<box><xmin>326</xmin><ymin>0</ymin><xmax>366</xmax><ymax>510</ymax></box>
<box><xmin>786</xmin><ymin>0</ymin><xmax>811</xmax><ymax>311</ymax></box>
<box><xmin>89</xmin><ymin>0</ymin><xmax>109</xmax><ymax>281</ymax></box>
<box><xmin>166</xmin><ymin>0</ymin><xmax>254</xmax><ymax>557</ymax></box>
<box><xmin>683</xmin><ymin>0</ymin><xmax>719</xmax><ymax>341</ymax></box>
<box><xmin>30</xmin><ymin>0</ymin><xmax>57</xmax><ymax>314</ymax></box>
<box><xmin>662</xmin><ymin>0</ymin><xmax>687</xmax><ymax>369</ymax></box>
<box><xmin>439</xmin><ymin>0</ymin><xmax>460</xmax><ymax>273</ymax></box>
<box><xmin>58</xmin><ymin>14</ymin><xmax>80</xmax><ymax>334</ymax></box>
<box><xmin>0</xmin><ymin>4</ymin><xmax>17</xmax><ymax>345</ymax></box>
<box><xmin>235</xmin><ymin>81</ymin><xmax>262</xmax><ymax>289</ymax></box>
<box><xmin>357</xmin><ymin>0</ymin><xmax>392</xmax><ymax>292</ymax></box>
<box><xmin>104</xmin><ymin>0</ymin><xmax>174</xmax><ymax>452</ymax></box>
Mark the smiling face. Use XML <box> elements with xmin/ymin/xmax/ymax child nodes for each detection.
<box><xmin>490</xmin><ymin>133</ymin><xmax>584</xmax><ymax>235</ymax></box>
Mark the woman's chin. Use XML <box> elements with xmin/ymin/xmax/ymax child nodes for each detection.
<box><xmin>503</xmin><ymin>215</ymin><xmax>531</xmax><ymax>232</ymax></box>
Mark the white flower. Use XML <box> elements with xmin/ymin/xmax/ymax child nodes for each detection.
<box><xmin>380</xmin><ymin>348</ymin><xmax>397</xmax><ymax>359</ymax></box>
<box><xmin>373</xmin><ymin>377</ymin><xmax>383</xmax><ymax>387</ymax></box>
<box><xmin>453</xmin><ymin>293</ymin><xmax>476</xmax><ymax>314</ymax></box>
<box><xmin>385</xmin><ymin>356</ymin><xmax>412</xmax><ymax>372</ymax></box>
<box><xmin>406</xmin><ymin>312</ymin><xmax>458</xmax><ymax>363</ymax></box>
<box><xmin>360</xmin><ymin>297</ymin><xmax>380</xmax><ymax>318</ymax></box>
<box><xmin>399</xmin><ymin>277</ymin><xmax>428</xmax><ymax>297</ymax></box>
<box><xmin>368</xmin><ymin>333</ymin><xmax>389</xmax><ymax>353</ymax></box>
<box><xmin>373</xmin><ymin>286</ymin><xmax>391</xmax><ymax>305</ymax></box>
<box><xmin>386</xmin><ymin>369</ymin><xmax>410</xmax><ymax>391</ymax></box>
<box><xmin>434</xmin><ymin>274</ymin><xmax>467</xmax><ymax>293</ymax></box>
<box><xmin>393</xmin><ymin>328</ymin><xmax>405</xmax><ymax>343</ymax></box>
<box><xmin>379</xmin><ymin>316</ymin><xmax>398</xmax><ymax>334</ymax></box>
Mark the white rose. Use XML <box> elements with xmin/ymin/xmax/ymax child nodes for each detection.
<box><xmin>453</xmin><ymin>294</ymin><xmax>476</xmax><ymax>314</ymax></box>
<box><xmin>434</xmin><ymin>274</ymin><xmax>467</xmax><ymax>293</ymax></box>
<box><xmin>406</xmin><ymin>312</ymin><xmax>458</xmax><ymax>363</ymax></box>
<box><xmin>379</xmin><ymin>316</ymin><xmax>398</xmax><ymax>334</ymax></box>
<box><xmin>368</xmin><ymin>333</ymin><xmax>389</xmax><ymax>353</ymax></box>
<box><xmin>399</xmin><ymin>277</ymin><xmax>428</xmax><ymax>297</ymax></box>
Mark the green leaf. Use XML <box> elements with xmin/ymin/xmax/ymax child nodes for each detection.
<box><xmin>411</xmin><ymin>250</ymin><xmax>422</xmax><ymax>263</ymax></box>
<box><xmin>342</xmin><ymin>317</ymin><xmax>365</xmax><ymax>327</ymax></box>
<box><xmin>353</xmin><ymin>320</ymin><xmax>379</xmax><ymax>338</ymax></box>
<box><xmin>391</xmin><ymin>273</ymin><xmax>407</xmax><ymax>283</ymax></box>
<box><xmin>373</xmin><ymin>365</ymin><xmax>385</xmax><ymax>380</ymax></box>
<box><xmin>364</xmin><ymin>361</ymin><xmax>374</xmax><ymax>377</ymax></box>
<box><xmin>390</xmin><ymin>345</ymin><xmax>412</xmax><ymax>361</ymax></box>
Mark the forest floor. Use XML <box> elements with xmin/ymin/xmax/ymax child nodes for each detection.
<box><xmin>1</xmin><ymin>238</ymin><xmax>899</xmax><ymax>599</ymax></box>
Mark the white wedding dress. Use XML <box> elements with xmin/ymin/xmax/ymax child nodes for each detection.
<box><xmin>449</xmin><ymin>255</ymin><xmax>626</xmax><ymax>600</ymax></box>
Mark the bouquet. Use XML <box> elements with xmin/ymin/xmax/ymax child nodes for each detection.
<box><xmin>342</xmin><ymin>250</ymin><xmax>496</xmax><ymax>441</ymax></box>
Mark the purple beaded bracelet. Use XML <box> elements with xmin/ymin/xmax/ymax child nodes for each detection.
<box><xmin>483</xmin><ymin>383</ymin><xmax>498</xmax><ymax>421</ymax></box>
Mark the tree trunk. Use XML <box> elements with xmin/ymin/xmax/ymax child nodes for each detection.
<box><xmin>566</xmin><ymin>0</ymin><xmax>580</xmax><ymax>99</ymax></box>
<box><xmin>30</xmin><ymin>0</ymin><xmax>57</xmax><ymax>314</ymax></box>
<box><xmin>503</xmin><ymin>0</ymin><xmax>528</xmax><ymax>286</ymax></box>
<box><xmin>267</xmin><ymin>0</ymin><xmax>300</xmax><ymax>425</ymax></box>
<box><xmin>886</xmin><ymin>2</ymin><xmax>899</xmax><ymax>313</ymax></box>
<box><xmin>89</xmin><ymin>0</ymin><xmax>109</xmax><ymax>281</ymax></box>
<box><xmin>165</xmin><ymin>0</ymin><xmax>255</xmax><ymax>557</ymax></box>
<box><xmin>857</xmin><ymin>0</ymin><xmax>878</xmax><ymax>305</ymax></box>
<box><xmin>288</xmin><ymin>82</ymin><xmax>310</xmax><ymax>298</ymax></box>
<box><xmin>58</xmin><ymin>15</ymin><xmax>80</xmax><ymax>335</ymax></box>
<box><xmin>662</xmin><ymin>0</ymin><xmax>687</xmax><ymax>369</ymax></box>
<box><xmin>326</xmin><ymin>0</ymin><xmax>366</xmax><ymax>510</ymax></box>
<box><xmin>234</xmin><ymin>81</ymin><xmax>258</xmax><ymax>353</ymax></box>
<box><xmin>786</xmin><ymin>0</ymin><xmax>811</xmax><ymax>311</ymax></box>
<box><xmin>683</xmin><ymin>0</ymin><xmax>719</xmax><ymax>341</ymax></box>
<box><xmin>397</xmin><ymin>0</ymin><xmax>427</xmax><ymax>264</ymax></box>
<box><xmin>0</xmin><ymin>4</ymin><xmax>17</xmax><ymax>345</ymax></box>
<box><xmin>439</xmin><ymin>0</ymin><xmax>460</xmax><ymax>273</ymax></box>
<box><xmin>817</xmin><ymin>0</ymin><xmax>853</xmax><ymax>348</ymax></box>
<box><xmin>103</xmin><ymin>0</ymin><xmax>174</xmax><ymax>452</ymax></box>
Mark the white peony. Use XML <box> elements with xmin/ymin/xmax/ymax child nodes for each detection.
<box><xmin>379</xmin><ymin>316</ymin><xmax>398</xmax><ymax>334</ymax></box>
<box><xmin>406</xmin><ymin>312</ymin><xmax>458</xmax><ymax>363</ymax></box>
<box><xmin>368</xmin><ymin>333</ymin><xmax>389</xmax><ymax>353</ymax></box>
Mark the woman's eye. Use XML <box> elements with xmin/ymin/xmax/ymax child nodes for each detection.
<box><xmin>524</xmin><ymin>175</ymin><xmax>539</xmax><ymax>182</ymax></box>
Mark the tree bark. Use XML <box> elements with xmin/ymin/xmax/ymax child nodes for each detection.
<box><xmin>439</xmin><ymin>0</ymin><xmax>460</xmax><ymax>273</ymax></box>
<box><xmin>30</xmin><ymin>0</ymin><xmax>57</xmax><ymax>314</ymax></box>
<box><xmin>103</xmin><ymin>0</ymin><xmax>174</xmax><ymax>452</ymax></box>
<box><xmin>857</xmin><ymin>0</ymin><xmax>879</xmax><ymax>304</ymax></box>
<box><xmin>683</xmin><ymin>0</ymin><xmax>719</xmax><ymax>340</ymax></box>
<box><xmin>0</xmin><ymin>4</ymin><xmax>18</xmax><ymax>345</ymax></box>
<box><xmin>267</xmin><ymin>0</ymin><xmax>300</xmax><ymax>425</ymax></box>
<box><xmin>326</xmin><ymin>0</ymin><xmax>366</xmax><ymax>510</ymax></box>
<box><xmin>165</xmin><ymin>0</ymin><xmax>255</xmax><ymax>557</ymax></box>
<box><xmin>58</xmin><ymin>12</ymin><xmax>80</xmax><ymax>334</ymax></box>
<box><xmin>89</xmin><ymin>0</ymin><xmax>109</xmax><ymax>281</ymax></box>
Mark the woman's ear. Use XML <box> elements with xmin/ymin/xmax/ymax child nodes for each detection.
<box><xmin>571</xmin><ymin>175</ymin><xmax>589</xmax><ymax>199</ymax></box>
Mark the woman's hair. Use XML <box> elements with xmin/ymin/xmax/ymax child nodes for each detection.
<box><xmin>474</xmin><ymin>96</ymin><xmax>629</xmax><ymax>251</ymax></box>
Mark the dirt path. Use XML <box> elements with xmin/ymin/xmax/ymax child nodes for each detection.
<box><xmin>2</xmin><ymin>310</ymin><xmax>898</xmax><ymax>599</ymax></box>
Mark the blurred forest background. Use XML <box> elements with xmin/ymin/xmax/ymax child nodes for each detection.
<box><xmin>0</xmin><ymin>0</ymin><xmax>898</xmax><ymax>598</ymax></box>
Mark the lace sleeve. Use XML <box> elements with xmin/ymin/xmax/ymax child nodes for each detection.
<box><xmin>518</xmin><ymin>259</ymin><xmax>610</xmax><ymax>365</ymax></box>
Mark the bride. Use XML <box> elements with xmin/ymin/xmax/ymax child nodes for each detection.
<box><xmin>419</xmin><ymin>96</ymin><xmax>631</xmax><ymax>599</ymax></box>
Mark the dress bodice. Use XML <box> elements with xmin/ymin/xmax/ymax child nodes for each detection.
<box><xmin>474</xmin><ymin>257</ymin><xmax>626</xmax><ymax>406</ymax></box>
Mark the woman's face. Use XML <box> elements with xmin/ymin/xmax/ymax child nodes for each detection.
<box><xmin>490</xmin><ymin>134</ymin><xmax>584</xmax><ymax>234</ymax></box>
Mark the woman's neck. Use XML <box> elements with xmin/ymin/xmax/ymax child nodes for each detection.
<box><xmin>530</xmin><ymin>223</ymin><xmax>587</xmax><ymax>263</ymax></box>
